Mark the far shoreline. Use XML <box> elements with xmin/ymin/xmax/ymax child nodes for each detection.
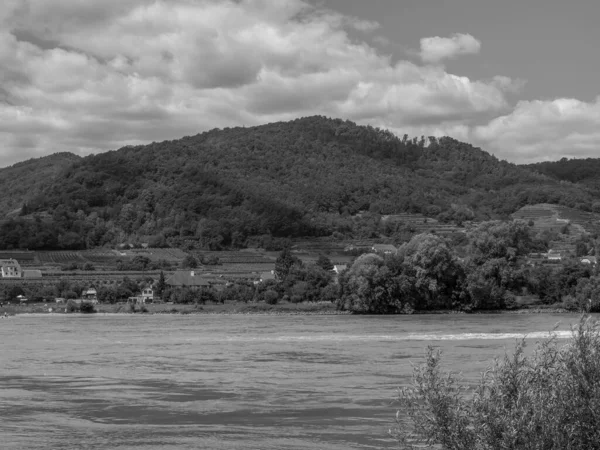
<box><xmin>2</xmin><ymin>301</ymin><xmax>575</xmax><ymax>317</ymax></box>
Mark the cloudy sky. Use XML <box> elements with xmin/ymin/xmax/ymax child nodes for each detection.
<box><xmin>1</xmin><ymin>0</ymin><xmax>600</xmax><ymax>168</ymax></box>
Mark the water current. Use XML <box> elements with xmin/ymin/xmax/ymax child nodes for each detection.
<box><xmin>0</xmin><ymin>313</ymin><xmax>588</xmax><ymax>449</ymax></box>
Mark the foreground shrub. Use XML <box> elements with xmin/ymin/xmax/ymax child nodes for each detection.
<box><xmin>65</xmin><ymin>300</ymin><xmax>78</xmax><ymax>313</ymax></box>
<box><xmin>394</xmin><ymin>316</ymin><xmax>600</xmax><ymax>449</ymax></box>
<box><xmin>263</xmin><ymin>290</ymin><xmax>279</xmax><ymax>305</ymax></box>
<box><xmin>79</xmin><ymin>302</ymin><xmax>96</xmax><ymax>314</ymax></box>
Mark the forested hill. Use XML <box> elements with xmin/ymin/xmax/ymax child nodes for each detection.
<box><xmin>0</xmin><ymin>152</ymin><xmax>81</xmax><ymax>217</ymax></box>
<box><xmin>0</xmin><ymin>116</ymin><xmax>596</xmax><ymax>250</ymax></box>
<box><xmin>525</xmin><ymin>158</ymin><xmax>600</xmax><ymax>192</ymax></box>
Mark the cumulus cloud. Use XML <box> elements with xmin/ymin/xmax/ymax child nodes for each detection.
<box><xmin>419</xmin><ymin>33</ymin><xmax>481</xmax><ymax>64</ymax></box>
<box><xmin>472</xmin><ymin>97</ymin><xmax>600</xmax><ymax>163</ymax></box>
<box><xmin>0</xmin><ymin>0</ymin><xmax>519</xmax><ymax>167</ymax></box>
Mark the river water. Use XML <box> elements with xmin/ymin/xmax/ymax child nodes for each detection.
<box><xmin>0</xmin><ymin>313</ymin><xmax>587</xmax><ymax>449</ymax></box>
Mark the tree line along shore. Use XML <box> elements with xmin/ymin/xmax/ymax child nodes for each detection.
<box><xmin>2</xmin><ymin>218</ymin><xmax>599</xmax><ymax>315</ymax></box>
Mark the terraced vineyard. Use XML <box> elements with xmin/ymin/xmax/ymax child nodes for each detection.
<box><xmin>190</xmin><ymin>250</ymin><xmax>276</xmax><ymax>280</ymax></box>
<box><xmin>37</xmin><ymin>251</ymin><xmax>86</xmax><ymax>264</ymax></box>
<box><xmin>382</xmin><ymin>213</ymin><xmax>466</xmax><ymax>235</ymax></box>
<box><xmin>128</xmin><ymin>248</ymin><xmax>188</xmax><ymax>262</ymax></box>
<box><xmin>513</xmin><ymin>204</ymin><xmax>600</xmax><ymax>235</ymax></box>
<box><xmin>0</xmin><ymin>251</ymin><xmax>36</xmax><ymax>266</ymax></box>
<box><xmin>196</xmin><ymin>251</ymin><xmax>275</xmax><ymax>264</ymax></box>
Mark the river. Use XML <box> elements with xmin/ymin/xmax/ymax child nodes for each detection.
<box><xmin>0</xmin><ymin>313</ymin><xmax>587</xmax><ymax>449</ymax></box>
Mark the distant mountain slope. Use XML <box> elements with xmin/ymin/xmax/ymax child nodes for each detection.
<box><xmin>0</xmin><ymin>117</ymin><xmax>597</xmax><ymax>250</ymax></box>
<box><xmin>525</xmin><ymin>158</ymin><xmax>600</xmax><ymax>192</ymax></box>
<box><xmin>0</xmin><ymin>152</ymin><xmax>81</xmax><ymax>217</ymax></box>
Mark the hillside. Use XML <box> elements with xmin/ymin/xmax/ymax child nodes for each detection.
<box><xmin>0</xmin><ymin>116</ymin><xmax>597</xmax><ymax>250</ymax></box>
<box><xmin>0</xmin><ymin>152</ymin><xmax>81</xmax><ymax>217</ymax></box>
<box><xmin>525</xmin><ymin>158</ymin><xmax>600</xmax><ymax>194</ymax></box>
<box><xmin>512</xmin><ymin>203</ymin><xmax>600</xmax><ymax>256</ymax></box>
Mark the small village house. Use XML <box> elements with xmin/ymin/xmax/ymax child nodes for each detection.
<box><xmin>0</xmin><ymin>259</ymin><xmax>22</xmax><ymax>278</ymax></box>
<box><xmin>255</xmin><ymin>271</ymin><xmax>276</xmax><ymax>284</ymax></box>
<box><xmin>141</xmin><ymin>287</ymin><xmax>154</xmax><ymax>302</ymax></box>
<box><xmin>166</xmin><ymin>271</ymin><xmax>211</xmax><ymax>291</ymax></box>
<box><xmin>129</xmin><ymin>287</ymin><xmax>156</xmax><ymax>304</ymax></box>
<box><xmin>82</xmin><ymin>288</ymin><xmax>98</xmax><ymax>304</ymax></box>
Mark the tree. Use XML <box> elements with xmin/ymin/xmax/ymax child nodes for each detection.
<box><xmin>399</xmin><ymin>234</ymin><xmax>463</xmax><ymax>309</ymax></box>
<box><xmin>576</xmin><ymin>240</ymin><xmax>589</xmax><ymax>257</ymax></box>
<box><xmin>315</xmin><ymin>254</ymin><xmax>334</xmax><ymax>271</ymax></box>
<box><xmin>274</xmin><ymin>247</ymin><xmax>301</xmax><ymax>280</ymax></box>
<box><xmin>263</xmin><ymin>289</ymin><xmax>279</xmax><ymax>305</ymax></box>
<box><xmin>394</xmin><ymin>316</ymin><xmax>600</xmax><ymax>450</ymax></box>
<box><xmin>181</xmin><ymin>254</ymin><xmax>198</xmax><ymax>269</ymax></box>
<box><xmin>130</xmin><ymin>255</ymin><xmax>151</xmax><ymax>271</ymax></box>
<box><xmin>337</xmin><ymin>253</ymin><xmax>406</xmax><ymax>313</ymax></box>
<box><xmin>155</xmin><ymin>271</ymin><xmax>166</xmax><ymax>298</ymax></box>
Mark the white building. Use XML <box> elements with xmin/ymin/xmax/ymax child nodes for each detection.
<box><xmin>141</xmin><ymin>288</ymin><xmax>154</xmax><ymax>303</ymax></box>
<box><xmin>0</xmin><ymin>259</ymin><xmax>22</xmax><ymax>278</ymax></box>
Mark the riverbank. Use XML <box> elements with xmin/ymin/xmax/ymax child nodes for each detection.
<box><xmin>1</xmin><ymin>301</ymin><xmax>575</xmax><ymax>316</ymax></box>
<box><xmin>2</xmin><ymin>301</ymin><xmax>350</xmax><ymax>316</ymax></box>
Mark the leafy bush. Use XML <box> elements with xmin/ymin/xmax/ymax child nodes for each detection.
<box><xmin>289</xmin><ymin>294</ymin><xmax>303</xmax><ymax>304</ymax></box>
<box><xmin>65</xmin><ymin>300</ymin><xmax>78</xmax><ymax>313</ymax></box>
<box><xmin>79</xmin><ymin>302</ymin><xmax>96</xmax><ymax>314</ymax></box>
<box><xmin>393</xmin><ymin>316</ymin><xmax>600</xmax><ymax>449</ymax></box>
<box><xmin>263</xmin><ymin>290</ymin><xmax>279</xmax><ymax>305</ymax></box>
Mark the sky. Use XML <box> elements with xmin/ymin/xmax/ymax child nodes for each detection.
<box><xmin>1</xmin><ymin>0</ymin><xmax>600</xmax><ymax>168</ymax></box>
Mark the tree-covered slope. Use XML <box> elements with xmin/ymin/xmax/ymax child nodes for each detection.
<box><xmin>0</xmin><ymin>152</ymin><xmax>81</xmax><ymax>216</ymax></box>
<box><xmin>0</xmin><ymin>116</ymin><xmax>596</xmax><ymax>250</ymax></box>
<box><xmin>525</xmin><ymin>158</ymin><xmax>600</xmax><ymax>194</ymax></box>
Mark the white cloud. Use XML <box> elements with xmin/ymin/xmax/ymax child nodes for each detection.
<box><xmin>419</xmin><ymin>33</ymin><xmax>481</xmax><ymax>64</ymax></box>
<box><xmin>0</xmin><ymin>0</ymin><xmax>518</xmax><ymax>167</ymax></box>
<box><xmin>472</xmin><ymin>97</ymin><xmax>600</xmax><ymax>163</ymax></box>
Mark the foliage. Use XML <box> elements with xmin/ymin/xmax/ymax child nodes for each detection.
<box><xmin>155</xmin><ymin>271</ymin><xmax>166</xmax><ymax>298</ymax></box>
<box><xmin>181</xmin><ymin>254</ymin><xmax>199</xmax><ymax>269</ymax></box>
<box><xmin>263</xmin><ymin>290</ymin><xmax>279</xmax><ymax>305</ymax></box>
<box><xmin>526</xmin><ymin>157</ymin><xmax>600</xmax><ymax>192</ymax></box>
<box><xmin>394</xmin><ymin>316</ymin><xmax>600</xmax><ymax>449</ymax></box>
<box><xmin>315</xmin><ymin>254</ymin><xmax>334</xmax><ymax>271</ymax></box>
<box><xmin>1</xmin><ymin>117</ymin><xmax>596</xmax><ymax>251</ymax></box>
<box><xmin>79</xmin><ymin>302</ymin><xmax>96</xmax><ymax>314</ymax></box>
<box><xmin>65</xmin><ymin>300</ymin><xmax>78</xmax><ymax>313</ymax></box>
<box><xmin>338</xmin><ymin>253</ymin><xmax>407</xmax><ymax>313</ymax></box>
<box><xmin>274</xmin><ymin>248</ymin><xmax>302</xmax><ymax>280</ymax></box>
<box><xmin>220</xmin><ymin>282</ymin><xmax>256</xmax><ymax>303</ymax></box>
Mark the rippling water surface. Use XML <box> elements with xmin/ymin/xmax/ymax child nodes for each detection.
<box><xmin>0</xmin><ymin>313</ymin><xmax>587</xmax><ymax>449</ymax></box>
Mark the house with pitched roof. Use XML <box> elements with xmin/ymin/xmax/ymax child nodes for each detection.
<box><xmin>0</xmin><ymin>259</ymin><xmax>22</xmax><ymax>278</ymax></box>
<box><xmin>82</xmin><ymin>288</ymin><xmax>98</xmax><ymax>304</ymax></box>
<box><xmin>166</xmin><ymin>271</ymin><xmax>211</xmax><ymax>291</ymax></box>
<box><xmin>128</xmin><ymin>287</ymin><xmax>155</xmax><ymax>304</ymax></box>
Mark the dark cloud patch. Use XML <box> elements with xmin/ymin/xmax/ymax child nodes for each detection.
<box><xmin>12</xmin><ymin>29</ymin><xmax>61</xmax><ymax>50</ymax></box>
